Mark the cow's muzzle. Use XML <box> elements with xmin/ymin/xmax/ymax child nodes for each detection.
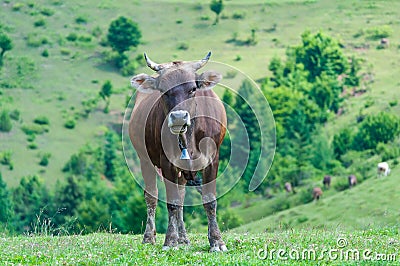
<box><xmin>168</xmin><ymin>110</ymin><xmax>191</xmax><ymax>134</ymax></box>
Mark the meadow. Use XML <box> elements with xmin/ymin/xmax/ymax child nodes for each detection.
<box><xmin>1</xmin><ymin>0</ymin><xmax>400</xmax><ymax>264</ymax></box>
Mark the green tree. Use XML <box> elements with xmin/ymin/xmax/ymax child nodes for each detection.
<box><xmin>293</xmin><ymin>30</ymin><xmax>349</xmax><ymax>82</ymax></box>
<box><xmin>52</xmin><ymin>176</ymin><xmax>83</xmax><ymax>228</ymax></box>
<box><xmin>99</xmin><ymin>80</ymin><xmax>113</xmax><ymax>113</ymax></box>
<box><xmin>0</xmin><ymin>172</ymin><xmax>12</xmax><ymax>226</ymax></box>
<box><xmin>104</xmin><ymin>131</ymin><xmax>117</xmax><ymax>181</ymax></box>
<box><xmin>0</xmin><ymin>110</ymin><xmax>12</xmax><ymax>132</ymax></box>
<box><xmin>353</xmin><ymin>112</ymin><xmax>400</xmax><ymax>150</ymax></box>
<box><xmin>333</xmin><ymin>127</ymin><xmax>354</xmax><ymax>159</ymax></box>
<box><xmin>12</xmin><ymin>175</ymin><xmax>51</xmax><ymax>232</ymax></box>
<box><xmin>210</xmin><ymin>0</ymin><xmax>224</xmax><ymax>25</ymax></box>
<box><xmin>107</xmin><ymin>16</ymin><xmax>141</xmax><ymax>55</ymax></box>
<box><xmin>0</xmin><ymin>31</ymin><xmax>13</xmax><ymax>67</ymax></box>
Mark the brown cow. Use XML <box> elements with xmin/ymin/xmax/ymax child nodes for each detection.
<box><xmin>348</xmin><ymin>174</ymin><xmax>357</xmax><ymax>188</ymax></box>
<box><xmin>322</xmin><ymin>175</ymin><xmax>331</xmax><ymax>189</ymax></box>
<box><xmin>313</xmin><ymin>187</ymin><xmax>323</xmax><ymax>201</ymax></box>
<box><xmin>284</xmin><ymin>182</ymin><xmax>292</xmax><ymax>193</ymax></box>
<box><xmin>129</xmin><ymin>52</ymin><xmax>227</xmax><ymax>252</ymax></box>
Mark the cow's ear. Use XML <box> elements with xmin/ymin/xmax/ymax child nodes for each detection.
<box><xmin>196</xmin><ymin>71</ymin><xmax>222</xmax><ymax>90</ymax></box>
<box><xmin>131</xmin><ymin>73</ymin><xmax>157</xmax><ymax>93</ymax></box>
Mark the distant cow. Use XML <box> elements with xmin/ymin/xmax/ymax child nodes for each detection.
<box><xmin>313</xmin><ymin>187</ymin><xmax>323</xmax><ymax>201</ymax></box>
<box><xmin>377</xmin><ymin>162</ymin><xmax>390</xmax><ymax>177</ymax></box>
<box><xmin>348</xmin><ymin>175</ymin><xmax>357</xmax><ymax>188</ymax></box>
<box><xmin>380</xmin><ymin>38</ymin><xmax>389</xmax><ymax>48</ymax></box>
<box><xmin>284</xmin><ymin>182</ymin><xmax>292</xmax><ymax>193</ymax></box>
<box><xmin>322</xmin><ymin>175</ymin><xmax>331</xmax><ymax>189</ymax></box>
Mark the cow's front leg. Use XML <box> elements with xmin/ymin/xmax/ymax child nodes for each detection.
<box><xmin>202</xmin><ymin>161</ymin><xmax>227</xmax><ymax>252</ymax></box>
<box><xmin>141</xmin><ymin>160</ymin><xmax>158</xmax><ymax>244</ymax></box>
<box><xmin>163</xmin><ymin>179</ymin><xmax>181</xmax><ymax>250</ymax></box>
<box><xmin>177</xmin><ymin>184</ymin><xmax>190</xmax><ymax>245</ymax></box>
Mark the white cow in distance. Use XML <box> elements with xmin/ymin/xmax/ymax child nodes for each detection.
<box><xmin>377</xmin><ymin>162</ymin><xmax>391</xmax><ymax>177</ymax></box>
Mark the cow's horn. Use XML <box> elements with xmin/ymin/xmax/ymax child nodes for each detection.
<box><xmin>192</xmin><ymin>51</ymin><xmax>211</xmax><ymax>71</ymax></box>
<box><xmin>144</xmin><ymin>53</ymin><xmax>163</xmax><ymax>72</ymax></box>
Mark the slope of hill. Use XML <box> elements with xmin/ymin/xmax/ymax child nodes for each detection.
<box><xmin>1</xmin><ymin>0</ymin><xmax>400</xmax><ymax>187</ymax></box>
<box><xmin>233</xmin><ymin>165</ymin><xmax>400</xmax><ymax>233</ymax></box>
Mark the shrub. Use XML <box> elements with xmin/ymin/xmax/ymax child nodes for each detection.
<box><xmin>40</xmin><ymin>7</ymin><xmax>54</xmax><ymax>16</ymax></box>
<box><xmin>64</xmin><ymin>118</ymin><xmax>76</xmax><ymax>129</ymax></box>
<box><xmin>66</xmin><ymin>33</ymin><xmax>78</xmax><ymax>42</ymax></box>
<box><xmin>12</xmin><ymin>3</ymin><xmax>24</xmax><ymax>11</ymax></box>
<box><xmin>334</xmin><ymin>177</ymin><xmax>349</xmax><ymax>191</ymax></box>
<box><xmin>232</xmin><ymin>11</ymin><xmax>246</xmax><ymax>19</ymax></box>
<box><xmin>218</xmin><ymin>209</ymin><xmax>243</xmax><ymax>231</ymax></box>
<box><xmin>91</xmin><ymin>26</ymin><xmax>102</xmax><ymax>38</ymax></box>
<box><xmin>121</xmin><ymin>60</ymin><xmax>138</xmax><ymax>77</ymax></box>
<box><xmin>33</xmin><ymin>116</ymin><xmax>50</xmax><ymax>125</ymax></box>
<box><xmin>176</xmin><ymin>19</ymin><xmax>183</xmax><ymax>24</ymax></box>
<box><xmin>9</xmin><ymin>109</ymin><xmax>20</xmax><ymax>121</ymax></box>
<box><xmin>21</xmin><ymin>124</ymin><xmax>47</xmax><ymax>135</ymax></box>
<box><xmin>0</xmin><ymin>150</ymin><xmax>12</xmax><ymax>166</ymax></box>
<box><xmin>389</xmin><ymin>100</ymin><xmax>398</xmax><ymax>107</ymax></box>
<box><xmin>75</xmin><ymin>16</ymin><xmax>88</xmax><ymax>24</ymax></box>
<box><xmin>28</xmin><ymin>142</ymin><xmax>38</xmax><ymax>150</ymax></box>
<box><xmin>200</xmin><ymin>15</ymin><xmax>210</xmax><ymax>21</ymax></box>
<box><xmin>177</xmin><ymin>42</ymin><xmax>189</xmax><ymax>50</ymax></box>
<box><xmin>39</xmin><ymin>152</ymin><xmax>51</xmax><ymax>166</ymax></box>
<box><xmin>41</xmin><ymin>49</ymin><xmax>49</xmax><ymax>57</ymax></box>
<box><xmin>0</xmin><ymin>110</ymin><xmax>12</xmax><ymax>132</ymax></box>
<box><xmin>34</xmin><ymin>18</ymin><xmax>46</xmax><ymax>27</ymax></box>
<box><xmin>271</xmin><ymin>194</ymin><xmax>290</xmax><ymax>213</ymax></box>
<box><xmin>78</xmin><ymin>34</ymin><xmax>92</xmax><ymax>43</ymax></box>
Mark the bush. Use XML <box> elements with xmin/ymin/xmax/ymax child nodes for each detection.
<box><xmin>28</xmin><ymin>142</ymin><xmax>38</xmax><ymax>149</ymax></box>
<box><xmin>334</xmin><ymin>177</ymin><xmax>349</xmax><ymax>191</ymax></box>
<box><xmin>41</xmin><ymin>49</ymin><xmax>49</xmax><ymax>57</ymax></box>
<box><xmin>75</xmin><ymin>16</ymin><xmax>88</xmax><ymax>24</ymax></box>
<box><xmin>39</xmin><ymin>152</ymin><xmax>51</xmax><ymax>166</ymax></box>
<box><xmin>33</xmin><ymin>116</ymin><xmax>50</xmax><ymax>125</ymax></box>
<box><xmin>121</xmin><ymin>60</ymin><xmax>138</xmax><ymax>77</ymax></box>
<box><xmin>9</xmin><ymin>109</ymin><xmax>20</xmax><ymax>121</ymax></box>
<box><xmin>218</xmin><ymin>209</ymin><xmax>243</xmax><ymax>231</ymax></box>
<box><xmin>66</xmin><ymin>33</ymin><xmax>78</xmax><ymax>42</ymax></box>
<box><xmin>78</xmin><ymin>34</ymin><xmax>92</xmax><ymax>43</ymax></box>
<box><xmin>232</xmin><ymin>11</ymin><xmax>246</xmax><ymax>19</ymax></box>
<box><xmin>177</xmin><ymin>42</ymin><xmax>189</xmax><ymax>50</ymax></box>
<box><xmin>0</xmin><ymin>110</ymin><xmax>12</xmax><ymax>132</ymax></box>
<box><xmin>12</xmin><ymin>3</ymin><xmax>24</xmax><ymax>11</ymax></box>
<box><xmin>389</xmin><ymin>100</ymin><xmax>398</xmax><ymax>107</ymax></box>
<box><xmin>271</xmin><ymin>194</ymin><xmax>290</xmax><ymax>213</ymax></box>
<box><xmin>64</xmin><ymin>118</ymin><xmax>76</xmax><ymax>129</ymax></box>
<box><xmin>40</xmin><ymin>7</ymin><xmax>54</xmax><ymax>16</ymax></box>
<box><xmin>21</xmin><ymin>124</ymin><xmax>47</xmax><ymax>135</ymax></box>
<box><xmin>34</xmin><ymin>18</ymin><xmax>46</xmax><ymax>27</ymax></box>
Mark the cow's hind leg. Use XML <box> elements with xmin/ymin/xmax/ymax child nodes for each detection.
<box><xmin>141</xmin><ymin>160</ymin><xmax>158</xmax><ymax>244</ymax></box>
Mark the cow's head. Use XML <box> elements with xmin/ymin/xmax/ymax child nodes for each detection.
<box><xmin>131</xmin><ymin>52</ymin><xmax>222</xmax><ymax>134</ymax></box>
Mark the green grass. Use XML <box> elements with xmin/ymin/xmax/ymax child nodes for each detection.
<box><xmin>0</xmin><ymin>230</ymin><xmax>398</xmax><ymax>265</ymax></box>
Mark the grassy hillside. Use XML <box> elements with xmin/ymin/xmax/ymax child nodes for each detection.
<box><xmin>233</xmin><ymin>163</ymin><xmax>400</xmax><ymax>233</ymax></box>
<box><xmin>0</xmin><ymin>230</ymin><xmax>398</xmax><ymax>265</ymax></box>
<box><xmin>1</xmin><ymin>0</ymin><xmax>400</xmax><ymax>187</ymax></box>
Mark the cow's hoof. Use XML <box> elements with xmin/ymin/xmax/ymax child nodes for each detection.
<box><xmin>142</xmin><ymin>234</ymin><xmax>156</xmax><ymax>245</ymax></box>
<box><xmin>178</xmin><ymin>237</ymin><xmax>190</xmax><ymax>245</ymax></box>
<box><xmin>162</xmin><ymin>245</ymin><xmax>179</xmax><ymax>251</ymax></box>
<box><xmin>210</xmin><ymin>244</ymin><xmax>228</xmax><ymax>252</ymax></box>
